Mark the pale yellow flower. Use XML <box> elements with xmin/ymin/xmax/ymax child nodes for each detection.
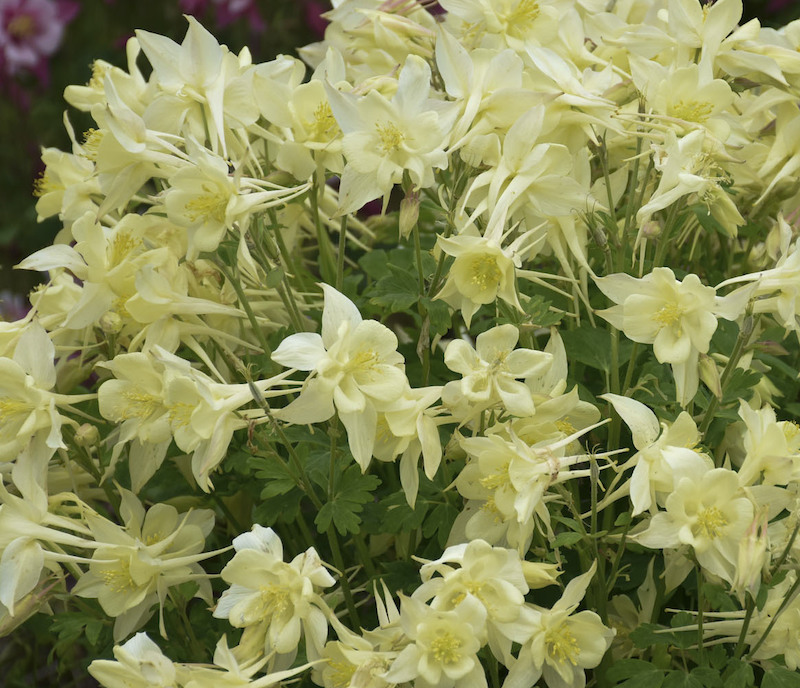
<box><xmin>213</xmin><ymin>525</ymin><xmax>334</xmax><ymax>659</ymax></box>
<box><xmin>272</xmin><ymin>285</ymin><xmax>408</xmax><ymax>470</ymax></box>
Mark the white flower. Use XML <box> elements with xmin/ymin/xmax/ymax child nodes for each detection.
<box><xmin>325</xmin><ymin>54</ymin><xmax>453</xmax><ymax>214</ymax></box>
<box><xmin>635</xmin><ymin>454</ymin><xmax>755</xmax><ymax>585</ymax></box>
<box><xmin>89</xmin><ymin>633</ymin><xmax>183</xmax><ymax>688</ymax></box>
<box><xmin>213</xmin><ymin>525</ymin><xmax>334</xmax><ymax>659</ymax></box>
<box><xmin>505</xmin><ymin>563</ymin><xmax>614</xmax><ymax>688</ymax></box>
<box><xmin>443</xmin><ymin>324</ymin><xmax>551</xmax><ymax>419</ymax></box>
<box><xmin>272</xmin><ymin>285</ymin><xmax>408</xmax><ymax>470</ymax></box>
<box><xmin>384</xmin><ymin>595</ymin><xmax>488</xmax><ymax>688</ymax></box>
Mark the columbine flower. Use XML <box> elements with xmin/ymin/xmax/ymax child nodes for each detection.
<box><xmin>383</xmin><ymin>595</ymin><xmax>488</xmax><ymax>688</ymax></box>
<box><xmin>601</xmin><ymin>393</ymin><xmax>703</xmax><ymax>515</ymax></box>
<box><xmin>72</xmin><ymin>489</ymin><xmax>218</xmax><ymax>641</ymax></box>
<box><xmin>325</xmin><ymin>54</ymin><xmax>453</xmax><ymax>214</ymax></box>
<box><xmin>213</xmin><ymin>525</ymin><xmax>334</xmax><ymax>659</ymax></box>
<box><xmin>595</xmin><ymin>267</ymin><xmax>749</xmax><ymax>405</ymax></box>
<box><xmin>442</xmin><ymin>324</ymin><xmax>551</xmax><ymax>419</ymax></box>
<box><xmin>271</xmin><ymin>284</ymin><xmax>408</xmax><ymax>470</ymax></box>
<box><xmin>635</xmin><ymin>454</ymin><xmax>755</xmax><ymax>586</ymax></box>
<box><xmin>89</xmin><ymin>633</ymin><xmax>185</xmax><ymax>688</ymax></box>
<box><xmin>0</xmin><ymin>0</ymin><xmax>78</xmax><ymax>78</ymax></box>
<box><xmin>506</xmin><ymin>563</ymin><xmax>614</xmax><ymax>688</ymax></box>
<box><xmin>435</xmin><ymin>232</ymin><xmax>524</xmax><ymax>328</ymax></box>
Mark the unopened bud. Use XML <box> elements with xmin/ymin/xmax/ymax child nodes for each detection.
<box><xmin>399</xmin><ymin>187</ymin><xmax>420</xmax><ymax>239</ymax></box>
<box><xmin>99</xmin><ymin>311</ymin><xmax>122</xmax><ymax>334</ymax></box>
<box><xmin>698</xmin><ymin>353</ymin><xmax>722</xmax><ymax>400</ymax></box>
<box><xmin>732</xmin><ymin>510</ymin><xmax>769</xmax><ymax>604</ymax></box>
<box><xmin>74</xmin><ymin>423</ymin><xmax>100</xmax><ymax>447</ymax></box>
<box><xmin>640</xmin><ymin>220</ymin><xmax>661</xmax><ymax>239</ymax></box>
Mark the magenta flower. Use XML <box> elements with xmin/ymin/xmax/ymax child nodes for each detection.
<box><xmin>0</xmin><ymin>0</ymin><xmax>78</xmax><ymax>77</ymax></box>
<box><xmin>179</xmin><ymin>0</ymin><xmax>265</xmax><ymax>32</ymax></box>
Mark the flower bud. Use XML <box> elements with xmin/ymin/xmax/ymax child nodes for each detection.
<box><xmin>99</xmin><ymin>310</ymin><xmax>122</xmax><ymax>334</ymax></box>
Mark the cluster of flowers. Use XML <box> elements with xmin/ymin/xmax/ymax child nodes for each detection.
<box><xmin>5</xmin><ymin>0</ymin><xmax>800</xmax><ymax>684</ymax></box>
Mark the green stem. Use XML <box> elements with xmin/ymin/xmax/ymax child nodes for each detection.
<box><xmin>696</xmin><ymin>566</ymin><xmax>705</xmax><ymax>664</ymax></box>
<box><xmin>326</xmin><ymin>527</ymin><xmax>361</xmax><ymax>630</ymax></box>
<box><xmin>309</xmin><ymin>183</ymin><xmax>337</xmax><ymax>284</ymax></box>
<box><xmin>336</xmin><ymin>215</ymin><xmax>348</xmax><ymax>292</ymax></box>
<box><xmin>214</xmin><ymin>258</ymin><xmax>273</xmax><ymax>356</ymax></box>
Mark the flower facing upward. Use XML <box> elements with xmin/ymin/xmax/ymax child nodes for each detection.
<box><xmin>272</xmin><ymin>284</ymin><xmax>408</xmax><ymax>470</ymax></box>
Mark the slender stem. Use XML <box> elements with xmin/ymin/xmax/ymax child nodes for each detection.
<box><xmin>309</xmin><ymin>183</ymin><xmax>336</xmax><ymax>284</ymax></box>
<box><xmin>732</xmin><ymin>597</ymin><xmax>755</xmax><ymax>660</ymax></box>
<box><xmin>696</xmin><ymin>566</ymin><xmax>705</xmax><ymax>664</ymax></box>
<box><xmin>353</xmin><ymin>531</ymin><xmax>377</xmax><ymax>578</ymax></box>
<box><xmin>336</xmin><ymin>215</ymin><xmax>348</xmax><ymax>292</ymax></box>
<box><xmin>326</xmin><ymin>527</ymin><xmax>361</xmax><ymax>630</ymax></box>
<box><xmin>214</xmin><ymin>258</ymin><xmax>273</xmax><ymax>356</ymax></box>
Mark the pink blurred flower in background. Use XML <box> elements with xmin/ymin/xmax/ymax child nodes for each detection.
<box><xmin>0</xmin><ymin>0</ymin><xmax>78</xmax><ymax>79</ymax></box>
<box><xmin>179</xmin><ymin>0</ymin><xmax>265</xmax><ymax>32</ymax></box>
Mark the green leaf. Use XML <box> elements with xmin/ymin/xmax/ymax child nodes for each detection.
<box><xmin>690</xmin><ymin>667</ymin><xmax>723</xmax><ymax>688</ymax></box>
<box><xmin>249</xmin><ymin>456</ymin><xmax>297</xmax><ymax>499</ymax></box>
<box><xmin>314</xmin><ymin>465</ymin><xmax>381</xmax><ymax>535</ymax></box>
<box><xmin>552</xmin><ymin>531</ymin><xmax>583</xmax><ymax>548</ymax></box>
<box><xmin>763</xmin><ymin>667</ymin><xmax>800</xmax><ymax>688</ymax></box>
<box><xmin>561</xmin><ymin>326</ymin><xmax>613</xmax><ymax>372</ymax></box>
<box><xmin>422</xmin><ymin>502</ymin><xmax>460</xmax><ymax>548</ymax></box>
<box><xmin>721</xmin><ymin>368</ymin><xmax>760</xmax><ymax>406</ymax></box>
<box><xmin>629</xmin><ymin>623</ymin><xmax>680</xmax><ymax>648</ymax></box>
<box><xmin>606</xmin><ymin>659</ymin><xmax>665</xmax><ymax>688</ymax></box>
<box><xmin>607</xmin><ymin>659</ymin><xmax>663</xmax><ymax>681</ymax></box>
<box><xmin>370</xmin><ymin>264</ymin><xmax>420</xmax><ymax>312</ymax></box>
<box><xmin>663</xmin><ymin>670</ymin><xmax>704</xmax><ymax>688</ymax></box>
<box><xmin>521</xmin><ymin>294</ymin><xmax>563</xmax><ymax>328</ymax></box>
<box><xmin>420</xmin><ymin>296</ymin><xmax>452</xmax><ymax>335</ymax></box>
<box><xmin>381</xmin><ymin>491</ymin><xmax>429</xmax><ymax>533</ymax></box>
<box><xmin>264</xmin><ymin>266</ymin><xmax>284</xmax><ymax>288</ymax></box>
<box><xmin>359</xmin><ymin>249</ymin><xmax>389</xmax><ymax>280</ymax></box>
<box><xmin>722</xmin><ymin>660</ymin><xmax>755</xmax><ymax>688</ymax></box>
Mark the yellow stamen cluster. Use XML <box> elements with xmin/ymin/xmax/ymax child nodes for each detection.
<box><xmin>8</xmin><ymin>14</ymin><xmax>36</xmax><ymax>39</ymax></box>
<box><xmin>652</xmin><ymin>302</ymin><xmax>685</xmax><ymax>328</ymax></box>
<box><xmin>430</xmin><ymin>631</ymin><xmax>462</xmax><ymax>665</ymax></box>
<box><xmin>33</xmin><ymin>172</ymin><xmax>61</xmax><ymax>198</ymax></box>
<box><xmin>258</xmin><ymin>584</ymin><xmax>291</xmax><ymax>619</ymax></box>
<box><xmin>310</xmin><ymin>101</ymin><xmax>340</xmax><ymax>141</ymax></box>
<box><xmin>469</xmin><ymin>255</ymin><xmax>501</xmax><ymax>290</ymax></box>
<box><xmin>545</xmin><ymin>622</ymin><xmax>580</xmax><ymax>665</ymax></box>
<box><xmin>81</xmin><ymin>128</ymin><xmax>104</xmax><ymax>161</ymax></box>
<box><xmin>109</xmin><ymin>231</ymin><xmax>139</xmax><ymax>267</ymax></box>
<box><xmin>329</xmin><ymin>661</ymin><xmax>356</xmax><ymax>688</ymax></box>
<box><xmin>120</xmin><ymin>390</ymin><xmax>163</xmax><ymax>420</ymax></box>
<box><xmin>376</xmin><ymin>122</ymin><xmax>405</xmax><ymax>154</ymax></box>
<box><xmin>185</xmin><ymin>188</ymin><xmax>229</xmax><ymax>224</ymax></box>
<box><xmin>671</xmin><ymin>100</ymin><xmax>714</xmax><ymax>124</ymax></box>
<box><xmin>506</xmin><ymin>0</ymin><xmax>541</xmax><ymax>29</ymax></box>
<box><xmin>696</xmin><ymin>506</ymin><xmax>728</xmax><ymax>539</ymax></box>
<box><xmin>100</xmin><ymin>561</ymin><xmax>137</xmax><ymax>594</ymax></box>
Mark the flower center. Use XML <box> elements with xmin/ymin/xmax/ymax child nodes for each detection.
<box><xmin>506</xmin><ymin>0</ymin><xmax>540</xmax><ymax>29</ymax></box>
<box><xmin>185</xmin><ymin>186</ymin><xmax>229</xmax><ymax>224</ymax></box>
<box><xmin>121</xmin><ymin>390</ymin><xmax>163</xmax><ymax>420</ymax></box>
<box><xmin>651</xmin><ymin>302</ymin><xmax>684</xmax><ymax>327</ymax></box>
<box><xmin>696</xmin><ymin>506</ymin><xmax>728</xmax><ymax>539</ymax></box>
<box><xmin>33</xmin><ymin>172</ymin><xmax>62</xmax><ymax>198</ymax></box>
<box><xmin>310</xmin><ymin>101</ymin><xmax>340</xmax><ymax>141</ymax></box>
<box><xmin>8</xmin><ymin>14</ymin><xmax>36</xmax><ymax>39</ymax></box>
<box><xmin>469</xmin><ymin>255</ymin><xmax>501</xmax><ymax>290</ymax></box>
<box><xmin>329</xmin><ymin>660</ymin><xmax>356</xmax><ymax>688</ymax></box>
<box><xmin>429</xmin><ymin>630</ymin><xmax>462</xmax><ymax>665</ymax></box>
<box><xmin>671</xmin><ymin>99</ymin><xmax>714</xmax><ymax>124</ymax></box>
<box><xmin>545</xmin><ymin>622</ymin><xmax>579</xmax><ymax>665</ymax></box>
<box><xmin>81</xmin><ymin>128</ymin><xmax>104</xmax><ymax>162</ymax></box>
<box><xmin>100</xmin><ymin>560</ymin><xmax>137</xmax><ymax>593</ymax></box>
<box><xmin>258</xmin><ymin>584</ymin><xmax>291</xmax><ymax>618</ymax></box>
<box><xmin>0</xmin><ymin>398</ymin><xmax>32</xmax><ymax>419</ymax></box>
<box><xmin>167</xmin><ymin>402</ymin><xmax>194</xmax><ymax>428</ymax></box>
<box><xmin>376</xmin><ymin>122</ymin><xmax>405</xmax><ymax>154</ymax></box>
<box><xmin>109</xmin><ymin>230</ymin><xmax>139</xmax><ymax>267</ymax></box>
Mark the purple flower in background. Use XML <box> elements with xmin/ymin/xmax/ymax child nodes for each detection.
<box><xmin>179</xmin><ymin>0</ymin><xmax>265</xmax><ymax>32</ymax></box>
<box><xmin>0</xmin><ymin>0</ymin><xmax>78</xmax><ymax>78</ymax></box>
